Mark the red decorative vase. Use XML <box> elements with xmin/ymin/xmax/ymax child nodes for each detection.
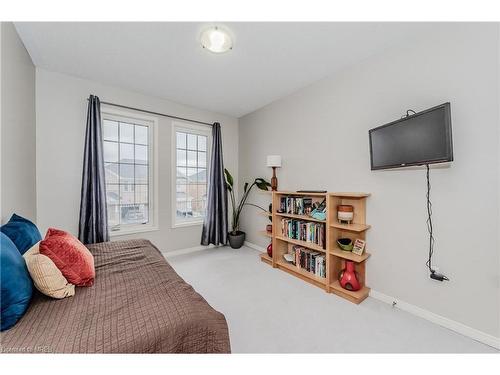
<box><xmin>267</xmin><ymin>243</ymin><xmax>272</xmax><ymax>257</ymax></box>
<box><xmin>339</xmin><ymin>261</ymin><xmax>361</xmax><ymax>291</ymax></box>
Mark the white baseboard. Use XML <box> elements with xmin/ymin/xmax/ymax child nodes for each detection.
<box><xmin>244</xmin><ymin>241</ymin><xmax>266</xmax><ymax>252</ymax></box>
<box><xmin>369</xmin><ymin>290</ymin><xmax>500</xmax><ymax>350</ymax></box>
<box><xmin>162</xmin><ymin>244</ymin><xmax>218</xmax><ymax>257</ymax></box>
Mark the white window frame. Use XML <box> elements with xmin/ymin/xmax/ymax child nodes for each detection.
<box><xmin>171</xmin><ymin>121</ymin><xmax>212</xmax><ymax>228</ymax></box>
<box><xmin>101</xmin><ymin>106</ymin><xmax>159</xmax><ymax>236</ymax></box>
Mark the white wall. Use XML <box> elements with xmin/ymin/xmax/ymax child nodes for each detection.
<box><xmin>239</xmin><ymin>24</ymin><xmax>500</xmax><ymax>339</ymax></box>
<box><xmin>36</xmin><ymin>69</ymin><xmax>238</xmax><ymax>252</ymax></box>
<box><xmin>0</xmin><ymin>22</ymin><xmax>36</xmax><ymax>223</ymax></box>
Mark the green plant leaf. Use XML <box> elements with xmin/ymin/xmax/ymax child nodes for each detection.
<box><xmin>224</xmin><ymin>168</ymin><xmax>234</xmax><ymax>188</ymax></box>
<box><xmin>255</xmin><ymin>178</ymin><xmax>271</xmax><ymax>190</ymax></box>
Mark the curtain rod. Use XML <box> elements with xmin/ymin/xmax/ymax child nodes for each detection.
<box><xmin>87</xmin><ymin>98</ymin><xmax>215</xmax><ymax>127</ymax></box>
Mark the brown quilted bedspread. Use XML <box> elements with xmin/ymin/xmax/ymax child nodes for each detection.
<box><xmin>0</xmin><ymin>239</ymin><xmax>230</xmax><ymax>353</ymax></box>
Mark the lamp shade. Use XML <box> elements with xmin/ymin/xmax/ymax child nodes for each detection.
<box><xmin>266</xmin><ymin>155</ymin><xmax>282</xmax><ymax>168</ymax></box>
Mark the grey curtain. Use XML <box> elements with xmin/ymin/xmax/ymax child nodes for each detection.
<box><xmin>78</xmin><ymin>95</ymin><xmax>109</xmax><ymax>244</ymax></box>
<box><xmin>201</xmin><ymin>123</ymin><xmax>228</xmax><ymax>246</ymax></box>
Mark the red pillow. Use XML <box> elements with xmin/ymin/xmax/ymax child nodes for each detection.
<box><xmin>39</xmin><ymin>228</ymin><xmax>95</xmax><ymax>287</ymax></box>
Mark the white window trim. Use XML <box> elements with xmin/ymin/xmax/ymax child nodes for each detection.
<box><xmin>171</xmin><ymin>120</ymin><xmax>212</xmax><ymax>229</ymax></box>
<box><xmin>101</xmin><ymin>106</ymin><xmax>159</xmax><ymax>237</ymax></box>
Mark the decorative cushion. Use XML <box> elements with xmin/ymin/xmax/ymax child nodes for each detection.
<box><xmin>0</xmin><ymin>213</ymin><xmax>42</xmax><ymax>254</ymax></box>
<box><xmin>39</xmin><ymin>228</ymin><xmax>95</xmax><ymax>287</ymax></box>
<box><xmin>23</xmin><ymin>242</ymin><xmax>75</xmax><ymax>299</ymax></box>
<box><xmin>1</xmin><ymin>233</ymin><xmax>33</xmax><ymax>331</ymax></box>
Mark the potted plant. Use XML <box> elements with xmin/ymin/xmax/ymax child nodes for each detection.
<box><xmin>224</xmin><ymin>169</ymin><xmax>271</xmax><ymax>249</ymax></box>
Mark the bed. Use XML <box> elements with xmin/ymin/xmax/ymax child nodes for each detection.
<box><xmin>0</xmin><ymin>239</ymin><xmax>230</xmax><ymax>353</ymax></box>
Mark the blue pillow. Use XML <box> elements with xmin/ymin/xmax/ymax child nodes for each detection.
<box><xmin>0</xmin><ymin>213</ymin><xmax>42</xmax><ymax>254</ymax></box>
<box><xmin>1</xmin><ymin>232</ymin><xmax>33</xmax><ymax>331</ymax></box>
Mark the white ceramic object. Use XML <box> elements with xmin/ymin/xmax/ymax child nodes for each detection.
<box><xmin>283</xmin><ymin>254</ymin><xmax>294</xmax><ymax>262</ymax></box>
<box><xmin>338</xmin><ymin>211</ymin><xmax>354</xmax><ymax>222</ymax></box>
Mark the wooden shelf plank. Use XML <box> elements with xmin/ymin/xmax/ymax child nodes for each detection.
<box><xmin>275</xmin><ymin>191</ymin><xmax>328</xmax><ymax>197</ymax></box>
<box><xmin>329</xmin><ymin>192</ymin><xmax>370</xmax><ymax>198</ymax></box>
<box><xmin>330</xmin><ymin>248</ymin><xmax>371</xmax><ymax>263</ymax></box>
<box><xmin>260</xmin><ymin>252</ymin><xmax>272</xmax><ymax>265</ymax></box>
<box><xmin>258</xmin><ymin>230</ymin><xmax>272</xmax><ymax>238</ymax></box>
<box><xmin>330</xmin><ymin>222</ymin><xmax>371</xmax><ymax>232</ymax></box>
<box><xmin>275</xmin><ymin>212</ymin><xmax>326</xmax><ymax>223</ymax></box>
<box><xmin>276</xmin><ymin>260</ymin><xmax>326</xmax><ymax>286</ymax></box>
<box><xmin>329</xmin><ymin>280</ymin><xmax>370</xmax><ymax>304</ymax></box>
<box><xmin>275</xmin><ymin>235</ymin><xmax>326</xmax><ymax>252</ymax></box>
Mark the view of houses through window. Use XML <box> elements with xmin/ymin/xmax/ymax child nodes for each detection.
<box><xmin>175</xmin><ymin>128</ymin><xmax>209</xmax><ymax>225</ymax></box>
<box><xmin>103</xmin><ymin>116</ymin><xmax>152</xmax><ymax>232</ymax></box>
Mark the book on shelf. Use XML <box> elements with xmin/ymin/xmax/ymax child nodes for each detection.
<box><xmin>279</xmin><ymin>196</ymin><xmax>313</xmax><ymax>216</ymax></box>
<box><xmin>280</xmin><ymin>218</ymin><xmax>325</xmax><ymax>248</ymax></box>
<box><xmin>288</xmin><ymin>245</ymin><xmax>326</xmax><ymax>278</ymax></box>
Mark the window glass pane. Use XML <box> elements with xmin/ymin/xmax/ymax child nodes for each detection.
<box><xmin>176</xmin><ymin>200</ymin><xmax>187</xmax><ymax>219</ymax></box>
<box><xmin>197</xmin><ymin>168</ymin><xmax>207</xmax><ymax>183</ymax></box>
<box><xmin>187</xmin><ymin>151</ymin><xmax>197</xmax><ymax>167</ymax></box>
<box><xmin>198</xmin><ymin>151</ymin><xmax>206</xmax><ymax>168</ymax></box>
<box><xmin>187</xmin><ymin>134</ymin><xmax>197</xmax><ymax>150</ymax></box>
<box><xmin>176</xmin><ymin>132</ymin><xmax>186</xmax><ymax>149</ymax></box>
<box><xmin>176</xmin><ymin>184</ymin><xmax>187</xmax><ymax>195</ymax></box>
<box><xmin>103</xmin><ymin>120</ymin><xmax>118</xmax><ymax>141</ymax></box>
<box><xmin>186</xmin><ymin>167</ymin><xmax>197</xmax><ymax>183</ymax></box>
<box><xmin>135</xmin><ymin>145</ymin><xmax>148</xmax><ymax>165</ymax></box>
<box><xmin>177</xmin><ymin>167</ymin><xmax>187</xmax><ymax>185</ymax></box>
<box><xmin>135</xmin><ymin>125</ymin><xmax>148</xmax><ymax>145</ymax></box>
<box><xmin>106</xmin><ymin>184</ymin><xmax>120</xmax><ymax>205</ymax></box>
<box><xmin>177</xmin><ymin>149</ymin><xmax>187</xmax><ymax>166</ymax></box>
<box><xmin>120</xmin><ymin>184</ymin><xmax>134</xmax><ymax>204</ymax></box>
<box><xmin>135</xmin><ymin>185</ymin><xmax>148</xmax><ymax>204</ymax></box>
<box><xmin>119</xmin><ymin>164</ymin><xmax>134</xmax><ymax>183</ymax></box>
<box><xmin>104</xmin><ymin>163</ymin><xmax>119</xmax><ymax>184</ymax></box>
<box><xmin>120</xmin><ymin>143</ymin><xmax>134</xmax><ymax>163</ymax></box>
<box><xmin>198</xmin><ymin>135</ymin><xmax>207</xmax><ymax>151</ymax></box>
<box><xmin>103</xmin><ymin>141</ymin><xmax>118</xmax><ymax>162</ymax></box>
<box><xmin>108</xmin><ymin>205</ymin><xmax>120</xmax><ymax>228</ymax></box>
<box><xmin>192</xmin><ymin>184</ymin><xmax>207</xmax><ymax>217</ymax></box>
<box><xmin>121</xmin><ymin>204</ymin><xmax>148</xmax><ymax>225</ymax></box>
<box><xmin>120</xmin><ymin>122</ymin><xmax>134</xmax><ymax>143</ymax></box>
<box><xmin>135</xmin><ymin>165</ymin><xmax>148</xmax><ymax>184</ymax></box>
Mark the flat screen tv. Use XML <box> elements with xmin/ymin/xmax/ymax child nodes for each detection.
<box><xmin>369</xmin><ymin>103</ymin><xmax>453</xmax><ymax>170</ymax></box>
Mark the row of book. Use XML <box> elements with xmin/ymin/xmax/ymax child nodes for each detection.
<box><xmin>289</xmin><ymin>245</ymin><xmax>326</xmax><ymax>278</ymax></box>
<box><xmin>279</xmin><ymin>196</ymin><xmax>313</xmax><ymax>216</ymax></box>
<box><xmin>281</xmin><ymin>218</ymin><xmax>325</xmax><ymax>248</ymax></box>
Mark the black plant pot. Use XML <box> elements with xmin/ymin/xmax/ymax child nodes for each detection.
<box><xmin>228</xmin><ymin>231</ymin><xmax>246</xmax><ymax>249</ymax></box>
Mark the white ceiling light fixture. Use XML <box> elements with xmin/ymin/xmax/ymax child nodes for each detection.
<box><xmin>200</xmin><ymin>26</ymin><xmax>233</xmax><ymax>54</ymax></box>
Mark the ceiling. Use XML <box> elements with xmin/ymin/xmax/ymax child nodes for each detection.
<box><xmin>15</xmin><ymin>22</ymin><xmax>441</xmax><ymax>118</ymax></box>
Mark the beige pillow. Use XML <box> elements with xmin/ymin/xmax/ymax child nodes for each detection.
<box><xmin>23</xmin><ymin>242</ymin><xmax>75</xmax><ymax>299</ymax></box>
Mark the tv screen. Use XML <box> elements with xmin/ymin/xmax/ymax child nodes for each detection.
<box><xmin>369</xmin><ymin>103</ymin><xmax>453</xmax><ymax>170</ymax></box>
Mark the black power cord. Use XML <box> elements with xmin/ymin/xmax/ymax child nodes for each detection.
<box><xmin>425</xmin><ymin>165</ymin><xmax>449</xmax><ymax>282</ymax></box>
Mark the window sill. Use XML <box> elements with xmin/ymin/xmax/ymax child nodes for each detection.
<box><xmin>109</xmin><ymin>225</ymin><xmax>159</xmax><ymax>237</ymax></box>
<box><xmin>172</xmin><ymin>220</ymin><xmax>204</xmax><ymax>229</ymax></box>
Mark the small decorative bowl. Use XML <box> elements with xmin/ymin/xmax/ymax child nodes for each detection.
<box><xmin>337</xmin><ymin>238</ymin><xmax>353</xmax><ymax>251</ymax></box>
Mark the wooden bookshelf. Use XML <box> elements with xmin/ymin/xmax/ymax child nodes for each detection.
<box><xmin>259</xmin><ymin>190</ymin><xmax>371</xmax><ymax>304</ymax></box>
<box><xmin>275</xmin><ymin>212</ymin><xmax>326</xmax><ymax>223</ymax></box>
<box><xmin>260</xmin><ymin>252</ymin><xmax>272</xmax><ymax>265</ymax></box>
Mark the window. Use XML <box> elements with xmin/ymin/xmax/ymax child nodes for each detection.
<box><xmin>102</xmin><ymin>110</ymin><xmax>158</xmax><ymax>235</ymax></box>
<box><xmin>172</xmin><ymin>122</ymin><xmax>211</xmax><ymax>227</ymax></box>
